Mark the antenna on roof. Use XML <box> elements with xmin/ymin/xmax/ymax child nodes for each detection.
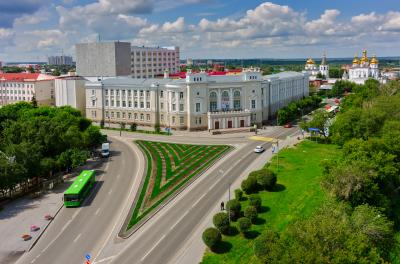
<box><xmin>98</xmin><ymin>33</ymin><xmax>101</xmax><ymax>43</ymax></box>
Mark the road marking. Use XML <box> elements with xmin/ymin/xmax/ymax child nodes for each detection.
<box><xmin>170</xmin><ymin>210</ymin><xmax>189</xmax><ymax>231</ymax></box>
<box><xmin>248</xmin><ymin>136</ymin><xmax>276</xmax><ymax>142</ymax></box>
<box><xmin>94</xmin><ymin>255</ymin><xmax>115</xmax><ymax>264</ymax></box>
<box><xmin>30</xmin><ymin>254</ymin><xmax>41</xmax><ymax>263</ymax></box>
<box><xmin>72</xmin><ymin>209</ymin><xmax>80</xmax><ymax>220</ymax></box>
<box><xmin>73</xmin><ymin>233</ymin><xmax>81</xmax><ymax>243</ymax></box>
<box><xmin>140</xmin><ymin>234</ymin><xmax>166</xmax><ymax>262</ymax></box>
<box><xmin>108</xmin><ymin>189</ymin><xmax>113</xmax><ymax>195</ymax></box>
<box><xmin>208</xmin><ymin>181</ymin><xmax>218</xmax><ymax>191</ymax></box>
<box><xmin>192</xmin><ymin>193</ymin><xmax>206</xmax><ymax>208</ymax></box>
<box><xmin>95</xmin><ymin>208</ymin><xmax>101</xmax><ymax>215</ymax></box>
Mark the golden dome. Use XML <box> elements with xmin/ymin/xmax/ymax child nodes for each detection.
<box><xmin>306</xmin><ymin>58</ymin><xmax>315</xmax><ymax>65</ymax></box>
<box><xmin>360</xmin><ymin>49</ymin><xmax>368</xmax><ymax>63</ymax></box>
<box><xmin>370</xmin><ymin>55</ymin><xmax>378</xmax><ymax>64</ymax></box>
<box><xmin>353</xmin><ymin>54</ymin><xmax>359</xmax><ymax>64</ymax></box>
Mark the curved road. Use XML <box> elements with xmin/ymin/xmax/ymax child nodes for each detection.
<box><xmin>16</xmin><ymin>137</ymin><xmax>139</xmax><ymax>264</ymax></box>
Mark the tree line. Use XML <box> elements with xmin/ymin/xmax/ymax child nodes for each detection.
<box><xmin>0</xmin><ymin>102</ymin><xmax>104</xmax><ymax>198</ymax></box>
<box><xmin>277</xmin><ymin>95</ymin><xmax>322</xmax><ymax>125</ymax></box>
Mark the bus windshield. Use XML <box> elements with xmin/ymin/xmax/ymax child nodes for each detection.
<box><xmin>64</xmin><ymin>194</ymin><xmax>80</xmax><ymax>202</ymax></box>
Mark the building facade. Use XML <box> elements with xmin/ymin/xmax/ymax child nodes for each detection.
<box><xmin>85</xmin><ymin>69</ymin><xmax>308</xmax><ymax>131</ymax></box>
<box><xmin>76</xmin><ymin>42</ymin><xmax>132</xmax><ymax>77</ymax></box>
<box><xmin>0</xmin><ymin>73</ymin><xmax>55</xmax><ymax>106</ymax></box>
<box><xmin>346</xmin><ymin>50</ymin><xmax>379</xmax><ymax>84</ymax></box>
<box><xmin>131</xmin><ymin>46</ymin><xmax>179</xmax><ymax>78</ymax></box>
<box><xmin>48</xmin><ymin>55</ymin><xmax>74</xmax><ymax>66</ymax></box>
<box><xmin>55</xmin><ymin>75</ymin><xmax>87</xmax><ymax>114</ymax></box>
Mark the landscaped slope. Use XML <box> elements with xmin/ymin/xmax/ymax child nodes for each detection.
<box><xmin>127</xmin><ymin>140</ymin><xmax>231</xmax><ymax>230</ymax></box>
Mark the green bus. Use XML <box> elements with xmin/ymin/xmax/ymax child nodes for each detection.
<box><xmin>64</xmin><ymin>170</ymin><xmax>96</xmax><ymax>207</ymax></box>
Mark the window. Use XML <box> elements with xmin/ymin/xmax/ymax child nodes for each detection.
<box><xmin>105</xmin><ymin>111</ymin><xmax>109</xmax><ymax>118</ymax></box>
<box><xmin>146</xmin><ymin>102</ymin><xmax>150</xmax><ymax>108</ymax></box>
<box><xmin>198</xmin><ymin>117</ymin><xmax>201</xmax><ymax>124</ymax></box>
<box><xmin>160</xmin><ymin>90</ymin><xmax>164</xmax><ymax>98</ymax></box>
<box><xmin>161</xmin><ymin>114</ymin><xmax>164</xmax><ymax>121</ymax></box>
<box><xmin>116</xmin><ymin>101</ymin><xmax>120</xmax><ymax>107</ymax></box>
<box><xmin>209</xmin><ymin>91</ymin><xmax>217</xmax><ymax>111</ymax></box>
<box><xmin>91</xmin><ymin>99</ymin><xmax>96</xmax><ymax>107</ymax></box>
<box><xmin>172</xmin><ymin>116</ymin><xmax>176</xmax><ymax>124</ymax></box>
<box><xmin>251</xmin><ymin>100</ymin><xmax>256</xmax><ymax>109</ymax></box>
<box><xmin>221</xmin><ymin>91</ymin><xmax>230</xmax><ymax>110</ymax></box>
<box><xmin>140</xmin><ymin>114</ymin><xmax>144</xmax><ymax>120</ymax></box>
<box><xmin>110</xmin><ymin>90</ymin><xmax>114</xmax><ymax>96</ymax></box>
<box><xmin>180</xmin><ymin>116</ymin><xmax>184</xmax><ymax>125</ymax></box>
<box><xmin>196</xmin><ymin>103</ymin><xmax>200</xmax><ymax>112</ymax></box>
<box><xmin>146</xmin><ymin>114</ymin><xmax>150</xmax><ymax>121</ymax></box>
<box><xmin>116</xmin><ymin>112</ymin><xmax>120</xmax><ymax>118</ymax></box>
<box><xmin>160</xmin><ymin>102</ymin><xmax>164</xmax><ymax>110</ymax></box>
<box><xmin>122</xmin><ymin>101</ymin><xmax>126</xmax><ymax>107</ymax></box>
<box><xmin>172</xmin><ymin>92</ymin><xmax>175</xmax><ymax>98</ymax></box>
<box><xmin>128</xmin><ymin>101</ymin><xmax>132</xmax><ymax>107</ymax></box>
<box><xmin>91</xmin><ymin>90</ymin><xmax>95</xmax><ymax>95</ymax></box>
<box><xmin>134</xmin><ymin>90</ymin><xmax>137</xmax><ymax>96</ymax></box>
<box><xmin>179</xmin><ymin>104</ymin><xmax>184</xmax><ymax>111</ymax></box>
<box><xmin>122</xmin><ymin>112</ymin><xmax>126</xmax><ymax>119</ymax></box>
<box><xmin>128</xmin><ymin>113</ymin><xmax>132</xmax><ymax>119</ymax></box>
<box><xmin>134</xmin><ymin>113</ymin><xmax>138</xmax><ymax>120</ymax></box>
<box><xmin>105</xmin><ymin>100</ymin><xmax>109</xmax><ymax>107</ymax></box>
<box><xmin>140</xmin><ymin>90</ymin><xmax>143</xmax><ymax>97</ymax></box>
<box><xmin>128</xmin><ymin>90</ymin><xmax>131</xmax><ymax>97</ymax></box>
<box><xmin>140</xmin><ymin>102</ymin><xmax>144</xmax><ymax>108</ymax></box>
<box><xmin>146</xmin><ymin>91</ymin><xmax>150</xmax><ymax>97</ymax></box>
<box><xmin>172</xmin><ymin>104</ymin><xmax>176</xmax><ymax>111</ymax></box>
<box><xmin>122</xmin><ymin>90</ymin><xmax>126</xmax><ymax>96</ymax></box>
<box><xmin>116</xmin><ymin>90</ymin><xmax>120</xmax><ymax>96</ymax></box>
<box><xmin>179</xmin><ymin>92</ymin><xmax>184</xmax><ymax>99</ymax></box>
<box><xmin>105</xmin><ymin>89</ymin><xmax>109</xmax><ymax>96</ymax></box>
<box><xmin>134</xmin><ymin>101</ymin><xmax>138</xmax><ymax>108</ymax></box>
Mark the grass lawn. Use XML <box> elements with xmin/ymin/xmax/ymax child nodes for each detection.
<box><xmin>127</xmin><ymin>140</ymin><xmax>231</xmax><ymax>230</ymax></box>
<box><xmin>201</xmin><ymin>141</ymin><xmax>341</xmax><ymax>264</ymax></box>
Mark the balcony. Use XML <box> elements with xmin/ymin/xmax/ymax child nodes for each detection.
<box><xmin>207</xmin><ymin>109</ymin><xmax>251</xmax><ymax>117</ymax></box>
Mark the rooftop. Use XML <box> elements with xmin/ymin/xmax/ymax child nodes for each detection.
<box><xmin>0</xmin><ymin>73</ymin><xmax>55</xmax><ymax>82</ymax></box>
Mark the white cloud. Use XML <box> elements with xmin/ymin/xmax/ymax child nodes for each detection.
<box><xmin>0</xmin><ymin>28</ymin><xmax>14</xmax><ymax>39</ymax></box>
<box><xmin>161</xmin><ymin>17</ymin><xmax>186</xmax><ymax>33</ymax></box>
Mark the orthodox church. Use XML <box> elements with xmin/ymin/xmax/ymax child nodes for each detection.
<box><xmin>303</xmin><ymin>53</ymin><xmax>329</xmax><ymax>80</ymax></box>
<box><xmin>343</xmin><ymin>50</ymin><xmax>379</xmax><ymax>84</ymax></box>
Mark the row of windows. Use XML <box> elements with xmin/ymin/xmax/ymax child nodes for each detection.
<box><xmin>103</xmin><ymin>89</ymin><xmax>184</xmax><ymax>100</ymax></box>
<box><xmin>0</xmin><ymin>83</ymin><xmax>34</xmax><ymax>88</ymax></box>
<box><xmin>103</xmin><ymin>111</ymin><xmax>185</xmax><ymax>125</ymax></box>
<box><xmin>209</xmin><ymin>90</ymin><xmax>241</xmax><ymax>99</ymax></box>
<box><xmin>132</xmin><ymin>67</ymin><xmax>176</xmax><ymax>73</ymax></box>
<box><xmin>0</xmin><ymin>96</ymin><xmax>31</xmax><ymax>101</ymax></box>
<box><xmin>0</xmin><ymin>89</ymin><xmax>33</xmax><ymax>95</ymax></box>
<box><xmin>132</xmin><ymin>51</ymin><xmax>176</xmax><ymax>57</ymax></box>
<box><xmin>132</xmin><ymin>57</ymin><xmax>176</xmax><ymax>62</ymax></box>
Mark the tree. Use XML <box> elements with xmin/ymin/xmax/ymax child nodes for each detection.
<box><xmin>226</xmin><ymin>199</ymin><xmax>241</xmax><ymax>221</ymax></box>
<box><xmin>202</xmin><ymin>227</ymin><xmax>221</xmax><ymax>250</ymax></box>
<box><xmin>244</xmin><ymin>206</ymin><xmax>258</xmax><ymax>223</ymax></box>
<box><xmin>248</xmin><ymin>194</ymin><xmax>262</xmax><ymax>212</ymax></box>
<box><xmin>301</xmin><ymin>109</ymin><xmax>331</xmax><ymax>138</ymax></box>
<box><xmin>234</xmin><ymin>188</ymin><xmax>243</xmax><ymax>201</ymax></box>
<box><xmin>253</xmin><ymin>230</ymin><xmax>280</xmax><ymax>262</ymax></box>
<box><xmin>241</xmin><ymin>176</ymin><xmax>258</xmax><ymax>194</ymax></box>
<box><xmin>256</xmin><ymin>169</ymin><xmax>277</xmax><ymax>190</ymax></box>
<box><xmin>213</xmin><ymin>212</ymin><xmax>230</xmax><ymax>234</ymax></box>
<box><xmin>52</xmin><ymin>69</ymin><xmax>61</xmax><ymax>76</ymax></box>
<box><xmin>130</xmin><ymin>123</ymin><xmax>137</xmax><ymax>131</ymax></box>
<box><xmin>237</xmin><ymin>217</ymin><xmax>252</xmax><ymax>235</ymax></box>
<box><xmin>31</xmin><ymin>96</ymin><xmax>38</xmax><ymax>108</ymax></box>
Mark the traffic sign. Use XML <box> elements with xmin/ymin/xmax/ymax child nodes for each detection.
<box><xmin>308</xmin><ymin>127</ymin><xmax>320</xmax><ymax>132</ymax></box>
<box><xmin>85</xmin><ymin>254</ymin><xmax>91</xmax><ymax>260</ymax></box>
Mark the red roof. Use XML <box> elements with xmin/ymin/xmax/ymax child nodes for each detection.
<box><xmin>0</xmin><ymin>73</ymin><xmax>55</xmax><ymax>82</ymax></box>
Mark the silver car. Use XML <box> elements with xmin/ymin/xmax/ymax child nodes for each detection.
<box><xmin>254</xmin><ymin>146</ymin><xmax>265</xmax><ymax>153</ymax></box>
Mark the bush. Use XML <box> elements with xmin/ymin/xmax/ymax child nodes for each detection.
<box><xmin>241</xmin><ymin>176</ymin><xmax>258</xmax><ymax>194</ymax></box>
<box><xmin>238</xmin><ymin>217</ymin><xmax>252</xmax><ymax>234</ymax></box>
<box><xmin>202</xmin><ymin>227</ymin><xmax>222</xmax><ymax>250</ymax></box>
<box><xmin>244</xmin><ymin>206</ymin><xmax>258</xmax><ymax>223</ymax></box>
<box><xmin>257</xmin><ymin>169</ymin><xmax>277</xmax><ymax>190</ymax></box>
<box><xmin>253</xmin><ymin>230</ymin><xmax>280</xmax><ymax>262</ymax></box>
<box><xmin>226</xmin><ymin>199</ymin><xmax>241</xmax><ymax>221</ymax></box>
<box><xmin>213</xmin><ymin>212</ymin><xmax>230</xmax><ymax>234</ymax></box>
<box><xmin>130</xmin><ymin>123</ymin><xmax>137</xmax><ymax>131</ymax></box>
<box><xmin>249</xmin><ymin>194</ymin><xmax>262</xmax><ymax>212</ymax></box>
<box><xmin>234</xmin><ymin>189</ymin><xmax>243</xmax><ymax>201</ymax></box>
<box><xmin>100</xmin><ymin>120</ymin><xmax>105</xmax><ymax>128</ymax></box>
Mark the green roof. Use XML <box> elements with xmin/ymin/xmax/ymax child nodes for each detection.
<box><xmin>64</xmin><ymin>170</ymin><xmax>95</xmax><ymax>195</ymax></box>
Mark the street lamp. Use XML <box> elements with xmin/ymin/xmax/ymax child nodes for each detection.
<box><xmin>151</xmin><ymin>83</ymin><xmax>160</xmax><ymax>133</ymax></box>
<box><xmin>297</xmin><ymin>107</ymin><xmax>304</xmax><ymax>121</ymax></box>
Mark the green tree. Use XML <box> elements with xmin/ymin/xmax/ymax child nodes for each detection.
<box><xmin>226</xmin><ymin>199</ymin><xmax>241</xmax><ymax>221</ymax></box>
<box><xmin>202</xmin><ymin>227</ymin><xmax>222</xmax><ymax>250</ymax></box>
<box><xmin>237</xmin><ymin>217</ymin><xmax>252</xmax><ymax>235</ymax></box>
<box><xmin>213</xmin><ymin>212</ymin><xmax>230</xmax><ymax>234</ymax></box>
<box><xmin>244</xmin><ymin>206</ymin><xmax>258</xmax><ymax>223</ymax></box>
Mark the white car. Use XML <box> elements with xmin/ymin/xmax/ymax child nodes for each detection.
<box><xmin>254</xmin><ymin>146</ymin><xmax>265</xmax><ymax>153</ymax></box>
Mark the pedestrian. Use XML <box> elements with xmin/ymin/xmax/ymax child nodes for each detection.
<box><xmin>220</xmin><ymin>201</ymin><xmax>225</xmax><ymax>211</ymax></box>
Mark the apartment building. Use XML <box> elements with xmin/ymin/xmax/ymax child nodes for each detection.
<box><xmin>48</xmin><ymin>55</ymin><xmax>74</xmax><ymax>66</ymax></box>
<box><xmin>85</xmin><ymin>69</ymin><xmax>308</xmax><ymax>131</ymax></box>
<box><xmin>0</xmin><ymin>73</ymin><xmax>56</xmax><ymax>106</ymax></box>
<box><xmin>130</xmin><ymin>46</ymin><xmax>180</xmax><ymax>78</ymax></box>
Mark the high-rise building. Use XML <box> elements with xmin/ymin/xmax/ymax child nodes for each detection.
<box><xmin>130</xmin><ymin>46</ymin><xmax>180</xmax><ymax>78</ymax></box>
<box><xmin>76</xmin><ymin>42</ymin><xmax>132</xmax><ymax>77</ymax></box>
<box><xmin>48</xmin><ymin>55</ymin><xmax>74</xmax><ymax>66</ymax></box>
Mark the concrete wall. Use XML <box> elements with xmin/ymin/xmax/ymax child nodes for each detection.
<box><xmin>55</xmin><ymin>79</ymin><xmax>86</xmax><ymax>114</ymax></box>
<box><xmin>35</xmin><ymin>81</ymin><xmax>55</xmax><ymax>106</ymax></box>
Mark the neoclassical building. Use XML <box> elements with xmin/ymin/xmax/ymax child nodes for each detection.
<box><xmin>345</xmin><ymin>50</ymin><xmax>379</xmax><ymax>84</ymax></box>
<box><xmin>85</xmin><ymin>69</ymin><xmax>309</xmax><ymax>131</ymax></box>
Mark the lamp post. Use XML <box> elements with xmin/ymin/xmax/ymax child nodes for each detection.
<box><xmin>151</xmin><ymin>83</ymin><xmax>160</xmax><ymax>133</ymax></box>
<box><xmin>297</xmin><ymin>107</ymin><xmax>303</xmax><ymax>121</ymax></box>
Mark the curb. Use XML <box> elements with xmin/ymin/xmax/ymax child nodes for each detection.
<box><xmin>118</xmin><ymin>143</ymin><xmax>234</xmax><ymax>238</ymax></box>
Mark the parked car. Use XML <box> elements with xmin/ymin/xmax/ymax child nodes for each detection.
<box><xmin>284</xmin><ymin>123</ymin><xmax>292</xmax><ymax>128</ymax></box>
<box><xmin>254</xmin><ymin>146</ymin><xmax>265</xmax><ymax>153</ymax></box>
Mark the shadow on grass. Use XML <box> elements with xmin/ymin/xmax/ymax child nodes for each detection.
<box><xmin>270</xmin><ymin>184</ymin><xmax>286</xmax><ymax>192</ymax></box>
<box><xmin>224</xmin><ymin>226</ymin><xmax>239</xmax><ymax>236</ymax></box>
<box><xmin>253</xmin><ymin>217</ymin><xmax>266</xmax><ymax>225</ymax></box>
<box><xmin>244</xmin><ymin>230</ymin><xmax>261</xmax><ymax>239</ymax></box>
<box><xmin>211</xmin><ymin>241</ymin><xmax>233</xmax><ymax>254</ymax></box>
<box><xmin>259</xmin><ymin>206</ymin><xmax>270</xmax><ymax>214</ymax></box>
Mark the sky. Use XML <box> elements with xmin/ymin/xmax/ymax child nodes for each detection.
<box><xmin>0</xmin><ymin>0</ymin><xmax>400</xmax><ymax>62</ymax></box>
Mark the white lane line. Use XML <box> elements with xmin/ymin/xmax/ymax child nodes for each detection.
<box><xmin>140</xmin><ymin>234</ymin><xmax>166</xmax><ymax>262</ymax></box>
<box><xmin>73</xmin><ymin>233</ymin><xmax>82</xmax><ymax>243</ymax></box>
<box><xmin>41</xmin><ymin>217</ymin><xmax>73</xmax><ymax>253</ymax></box>
<box><xmin>94</xmin><ymin>255</ymin><xmax>116</xmax><ymax>264</ymax></box>
<box><xmin>192</xmin><ymin>193</ymin><xmax>206</xmax><ymax>208</ymax></box>
<box><xmin>208</xmin><ymin>181</ymin><xmax>218</xmax><ymax>191</ymax></box>
<box><xmin>30</xmin><ymin>254</ymin><xmax>41</xmax><ymax>263</ymax></box>
<box><xmin>95</xmin><ymin>208</ymin><xmax>101</xmax><ymax>215</ymax></box>
<box><xmin>108</xmin><ymin>189</ymin><xmax>113</xmax><ymax>195</ymax></box>
<box><xmin>170</xmin><ymin>210</ymin><xmax>189</xmax><ymax>231</ymax></box>
<box><xmin>72</xmin><ymin>209</ymin><xmax>80</xmax><ymax>219</ymax></box>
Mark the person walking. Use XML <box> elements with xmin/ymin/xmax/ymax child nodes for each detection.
<box><xmin>220</xmin><ymin>201</ymin><xmax>225</xmax><ymax>211</ymax></box>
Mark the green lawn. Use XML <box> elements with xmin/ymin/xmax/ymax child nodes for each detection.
<box><xmin>201</xmin><ymin>141</ymin><xmax>341</xmax><ymax>264</ymax></box>
<box><xmin>127</xmin><ymin>140</ymin><xmax>231</xmax><ymax>230</ymax></box>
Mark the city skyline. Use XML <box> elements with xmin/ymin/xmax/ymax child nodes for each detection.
<box><xmin>0</xmin><ymin>0</ymin><xmax>400</xmax><ymax>61</ymax></box>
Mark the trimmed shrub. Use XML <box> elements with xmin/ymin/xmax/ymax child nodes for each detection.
<box><xmin>244</xmin><ymin>206</ymin><xmax>258</xmax><ymax>223</ymax></box>
<box><xmin>202</xmin><ymin>227</ymin><xmax>222</xmax><ymax>250</ymax></box>
<box><xmin>249</xmin><ymin>194</ymin><xmax>262</xmax><ymax>212</ymax></box>
<box><xmin>130</xmin><ymin>123</ymin><xmax>137</xmax><ymax>131</ymax></box>
<box><xmin>226</xmin><ymin>199</ymin><xmax>242</xmax><ymax>221</ymax></box>
<box><xmin>234</xmin><ymin>188</ymin><xmax>243</xmax><ymax>201</ymax></box>
<box><xmin>238</xmin><ymin>217</ymin><xmax>252</xmax><ymax>234</ymax></box>
<box><xmin>241</xmin><ymin>176</ymin><xmax>258</xmax><ymax>194</ymax></box>
<box><xmin>253</xmin><ymin>230</ymin><xmax>280</xmax><ymax>262</ymax></box>
<box><xmin>256</xmin><ymin>169</ymin><xmax>277</xmax><ymax>190</ymax></box>
<box><xmin>213</xmin><ymin>212</ymin><xmax>230</xmax><ymax>234</ymax></box>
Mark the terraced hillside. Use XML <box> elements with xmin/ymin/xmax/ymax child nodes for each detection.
<box><xmin>127</xmin><ymin>140</ymin><xmax>231</xmax><ymax>230</ymax></box>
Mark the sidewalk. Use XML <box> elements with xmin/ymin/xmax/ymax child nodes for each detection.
<box><xmin>0</xmin><ymin>159</ymin><xmax>102</xmax><ymax>264</ymax></box>
<box><xmin>170</xmin><ymin>130</ymin><xmax>303</xmax><ymax>264</ymax></box>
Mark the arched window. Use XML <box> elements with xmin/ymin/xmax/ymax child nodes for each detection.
<box><xmin>221</xmin><ymin>91</ymin><xmax>230</xmax><ymax>110</ymax></box>
<box><xmin>209</xmin><ymin>91</ymin><xmax>217</xmax><ymax>111</ymax></box>
<box><xmin>233</xmin><ymin>90</ymin><xmax>241</xmax><ymax>110</ymax></box>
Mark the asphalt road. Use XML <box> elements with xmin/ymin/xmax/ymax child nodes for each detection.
<box><xmin>110</xmin><ymin>127</ymin><xmax>299</xmax><ymax>264</ymax></box>
<box><xmin>16</xmin><ymin>137</ymin><xmax>139</xmax><ymax>264</ymax></box>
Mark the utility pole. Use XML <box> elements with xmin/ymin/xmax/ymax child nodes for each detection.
<box><xmin>228</xmin><ymin>183</ymin><xmax>231</xmax><ymax>223</ymax></box>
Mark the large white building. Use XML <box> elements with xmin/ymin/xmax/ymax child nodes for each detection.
<box><xmin>85</xmin><ymin>69</ymin><xmax>308</xmax><ymax>131</ymax></box>
<box><xmin>346</xmin><ymin>50</ymin><xmax>379</xmax><ymax>84</ymax></box>
<box><xmin>55</xmin><ymin>74</ymin><xmax>87</xmax><ymax>114</ymax></box>
<box><xmin>0</xmin><ymin>73</ymin><xmax>56</xmax><ymax>106</ymax></box>
<box><xmin>130</xmin><ymin>46</ymin><xmax>180</xmax><ymax>79</ymax></box>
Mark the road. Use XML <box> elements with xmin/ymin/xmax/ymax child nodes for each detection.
<box><xmin>109</xmin><ymin>126</ymin><xmax>299</xmax><ymax>264</ymax></box>
<box><xmin>16</xmin><ymin>137</ymin><xmax>140</xmax><ymax>264</ymax></box>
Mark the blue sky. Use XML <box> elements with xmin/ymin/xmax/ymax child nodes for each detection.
<box><xmin>0</xmin><ymin>0</ymin><xmax>400</xmax><ymax>61</ymax></box>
